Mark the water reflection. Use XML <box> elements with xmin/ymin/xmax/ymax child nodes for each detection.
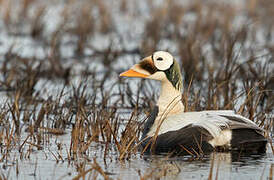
<box><xmin>142</xmin><ymin>151</ymin><xmax>272</xmax><ymax>179</ymax></box>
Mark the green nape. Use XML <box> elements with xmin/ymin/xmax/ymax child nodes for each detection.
<box><xmin>164</xmin><ymin>60</ymin><xmax>183</xmax><ymax>91</ymax></box>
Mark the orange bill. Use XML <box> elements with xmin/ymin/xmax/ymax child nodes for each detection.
<box><xmin>119</xmin><ymin>69</ymin><xmax>148</xmax><ymax>78</ymax></box>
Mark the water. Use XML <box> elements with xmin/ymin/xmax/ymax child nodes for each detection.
<box><xmin>0</xmin><ymin>0</ymin><xmax>273</xmax><ymax>179</ymax></box>
<box><xmin>4</xmin><ymin>132</ymin><xmax>274</xmax><ymax>179</ymax></box>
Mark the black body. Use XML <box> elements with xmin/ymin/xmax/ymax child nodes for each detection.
<box><xmin>140</xmin><ymin>107</ymin><xmax>267</xmax><ymax>156</ymax></box>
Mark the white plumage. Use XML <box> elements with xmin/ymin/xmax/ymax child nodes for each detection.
<box><xmin>153</xmin><ymin>51</ymin><xmax>174</xmax><ymax>71</ymax></box>
<box><xmin>146</xmin><ymin>110</ymin><xmax>259</xmax><ymax>147</ymax></box>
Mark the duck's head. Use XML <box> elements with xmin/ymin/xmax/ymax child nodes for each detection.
<box><xmin>120</xmin><ymin>51</ymin><xmax>182</xmax><ymax>90</ymax></box>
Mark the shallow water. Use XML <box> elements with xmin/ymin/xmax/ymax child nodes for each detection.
<box><xmin>4</xmin><ymin>131</ymin><xmax>274</xmax><ymax>179</ymax></box>
<box><xmin>0</xmin><ymin>0</ymin><xmax>273</xmax><ymax>179</ymax></box>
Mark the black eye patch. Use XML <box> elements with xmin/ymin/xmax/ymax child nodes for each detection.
<box><xmin>139</xmin><ymin>60</ymin><xmax>157</xmax><ymax>74</ymax></box>
<box><xmin>157</xmin><ymin>57</ymin><xmax>163</xmax><ymax>61</ymax></box>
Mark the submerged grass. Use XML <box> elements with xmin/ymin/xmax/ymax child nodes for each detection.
<box><xmin>0</xmin><ymin>0</ymin><xmax>273</xmax><ymax>179</ymax></box>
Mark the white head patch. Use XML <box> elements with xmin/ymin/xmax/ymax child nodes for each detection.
<box><xmin>153</xmin><ymin>51</ymin><xmax>174</xmax><ymax>71</ymax></box>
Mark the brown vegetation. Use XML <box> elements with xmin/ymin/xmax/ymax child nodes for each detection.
<box><xmin>0</xmin><ymin>0</ymin><xmax>273</xmax><ymax>179</ymax></box>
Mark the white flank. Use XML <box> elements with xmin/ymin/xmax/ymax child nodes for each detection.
<box><xmin>208</xmin><ymin>129</ymin><xmax>232</xmax><ymax>147</ymax></box>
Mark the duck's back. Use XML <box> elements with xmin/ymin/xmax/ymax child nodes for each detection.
<box><xmin>141</xmin><ymin>107</ymin><xmax>267</xmax><ymax>155</ymax></box>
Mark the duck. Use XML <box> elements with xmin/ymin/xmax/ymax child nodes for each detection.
<box><xmin>120</xmin><ymin>51</ymin><xmax>267</xmax><ymax>155</ymax></box>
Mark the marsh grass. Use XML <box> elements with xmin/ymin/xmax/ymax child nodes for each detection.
<box><xmin>0</xmin><ymin>0</ymin><xmax>273</xmax><ymax>179</ymax></box>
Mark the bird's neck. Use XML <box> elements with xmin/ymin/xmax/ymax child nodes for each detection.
<box><xmin>157</xmin><ymin>79</ymin><xmax>184</xmax><ymax>118</ymax></box>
